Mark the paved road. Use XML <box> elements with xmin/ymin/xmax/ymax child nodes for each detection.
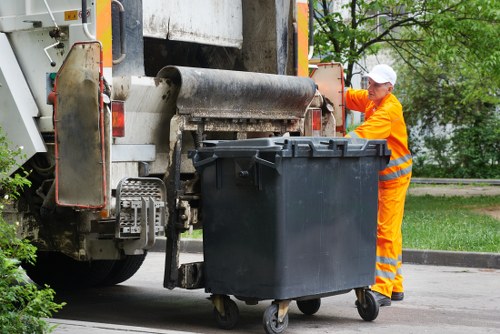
<box><xmin>50</xmin><ymin>252</ymin><xmax>500</xmax><ymax>334</ymax></box>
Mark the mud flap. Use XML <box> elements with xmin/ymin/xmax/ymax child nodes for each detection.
<box><xmin>54</xmin><ymin>42</ymin><xmax>107</xmax><ymax>208</ymax></box>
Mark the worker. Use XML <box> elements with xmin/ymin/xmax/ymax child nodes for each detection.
<box><xmin>344</xmin><ymin>64</ymin><xmax>412</xmax><ymax>306</ymax></box>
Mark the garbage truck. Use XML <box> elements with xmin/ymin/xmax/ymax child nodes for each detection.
<box><xmin>0</xmin><ymin>0</ymin><xmax>346</xmax><ymax>289</ymax></box>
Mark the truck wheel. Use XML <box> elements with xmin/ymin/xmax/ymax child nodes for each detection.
<box><xmin>23</xmin><ymin>251</ymin><xmax>115</xmax><ymax>289</ymax></box>
<box><xmin>99</xmin><ymin>253</ymin><xmax>147</xmax><ymax>286</ymax></box>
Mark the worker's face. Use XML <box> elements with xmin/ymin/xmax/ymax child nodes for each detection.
<box><xmin>367</xmin><ymin>78</ymin><xmax>393</xmax><ymax>104</ymax></box>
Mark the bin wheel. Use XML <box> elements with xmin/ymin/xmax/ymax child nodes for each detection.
<box><xmin>356</xmin><ymin>290</ymin><xmax>379</xmax><ymax>321</ymax></box>
<box><xmin>296</xmin><ymin>298</ymin><xmax>321</xmax><ymax>315</ymax></box>
<box><xmin>213</xmin><ymin>298</ymin><xmax>239</xmax><ymax>330</ymax></box>
<box><xmin>263</xmin><ymin>304</ymin><xmax>289</xmax><ymax>334</ymax></box>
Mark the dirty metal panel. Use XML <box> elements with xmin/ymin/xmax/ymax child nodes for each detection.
<box><xmin>54</xmin><ymin>42</ymin><xmax>106</xmax><ymax>208</ymax></box>
<box><xmin>156</xmin><ymin>66</ymin><xmax>316</xmax><ymax>120</ymax></box>
<box><xmin>143</xmin><ymin>0</ymin><xmax>243</xmax><ymax>48</ymax></box>
<box><xmin>182</xmin><ymin>118</ymin><xmax>301</xmax><ymax>133</ymax></box>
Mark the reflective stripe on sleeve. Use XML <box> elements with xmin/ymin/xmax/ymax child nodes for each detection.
<box><xmin>387</xmin><ymin>153</ymin><xmax>413</xmax><ymax>168</ymax></box>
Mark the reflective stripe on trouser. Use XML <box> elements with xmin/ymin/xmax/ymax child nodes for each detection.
<box><xmin>371</xmin><ymin>175</ymin><xmax>410</xmax><ymax>298</ymax></box>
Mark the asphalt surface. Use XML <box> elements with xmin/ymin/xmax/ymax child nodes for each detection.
<box><xmin>49</xmin><ymin>253</ymin><xmax>500</xmax><ymax>334</ymax></box>
<box><xmin>47</xmin><ymin>183</ymin><xmax>499</xmax><ymax>333</ymax></box>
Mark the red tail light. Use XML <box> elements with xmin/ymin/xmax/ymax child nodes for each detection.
<box><xmin>311</xmin><ymin>108</ymin><xmax>322</xmax><ymax>136</ymax></box>
<box><xmin>111</xmin><ymin>100</ymin><xmax>125</xmax><ymax>137</ymax></box>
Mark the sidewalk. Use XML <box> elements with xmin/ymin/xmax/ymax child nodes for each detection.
<box><xmin>49</xmin><ymin>319</ymin><xmax>199</xmax><ymax>334</ymax></box>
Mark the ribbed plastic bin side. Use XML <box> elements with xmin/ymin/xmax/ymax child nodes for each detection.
<box><xmin>191</xmin><ymin>137</ymin><xmax>390</xmax><ymax>300</ymax></box>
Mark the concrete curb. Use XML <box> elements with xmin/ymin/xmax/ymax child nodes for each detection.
<box><xmin>151</xmin><ymin>238</ymin><xmax>500</xmax><ymax>269</ymax></box>
<box><xmin>49</xmin><ymin>318</ymin><xmax>198</xmax><ymax>334</ymax></box>
<box><xmin>403</xmin><ymin>249</ymin><xmax>500</xmax><ymax>269</ymax></box>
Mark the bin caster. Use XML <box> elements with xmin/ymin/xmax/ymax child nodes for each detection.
<box><xmin>211</xmin><ymin>295</ymin><xmax>239</xmax><ymax>330</ymax></box>
<box><xmin>355</xmin><ymin>289</ymin><xmax>379</xmax><ymax>321</ymax></box>
<box><xmin>296</xmin><ymin>298</ymin><xmax>321</xmax><ymax>315</ymax></box>
<box><xmin>263</xmin><ymin>300</ymin><xmax>290</xmax><ymax>334</ymax></box>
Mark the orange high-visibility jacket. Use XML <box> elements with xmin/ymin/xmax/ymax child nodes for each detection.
<box><xmin>345</xmin><ymin>89</ymin><xmax>412</xmax><ymax>185</ymax></box>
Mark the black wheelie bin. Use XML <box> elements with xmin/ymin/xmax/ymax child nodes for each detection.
<box><xmin>190</xmin><ymin>137</ymin><xmax>391</xmax><ymax>334</ymax></box>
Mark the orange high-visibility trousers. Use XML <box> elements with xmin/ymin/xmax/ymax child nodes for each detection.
<box><xmin>371</xmin><ymin>174</ymin><xmax>411</xmax><ymax>297</ymax></box>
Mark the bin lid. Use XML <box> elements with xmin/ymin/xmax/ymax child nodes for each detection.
<box><xmin>196</xmin><ymin>137</ymin><xmax>391</xmax><ymax>158</ymax></box>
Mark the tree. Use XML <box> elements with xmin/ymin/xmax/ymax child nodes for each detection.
<box><xmin>394</xmin><ymin>1</ymin><xmax>499</xmax><ymax>177</ymax></box>
<box><xmin>314</xmin><ymin>0</ymin><xmax>428</xmax><ymax>85</ymax></box>
<box><xmin>0</xmin><ymin>130</ymin><xmax>65</xmax><ymax>334</ymax></box>
<box><xmin>313</xmin><ymin>0</ymin><xmax>499</xmax><ymax>177</ymax></box>
<box><xmin>314</xmin><ymin>0</ymin><xmax>499</xmax><ymax>87</ymax></box>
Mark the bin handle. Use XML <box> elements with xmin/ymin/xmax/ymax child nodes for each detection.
<box><xmin>191</xmin><ymin>153</ymin><xmax>218</xmax><ymax>169</ymax></box>
<box><xmin>191</xmin><ymin>151</ymin><xmax>282</xmax><ymax>174</ymax></box>
<box><xmin>283</xmin><ymin>138</ymin><xmax>349</xmax><ymax>157</ymax></box>
<box><xmin>253</xmin><ymin>154</ymin><xmax>282</xmax><ymax>174</ymax></box>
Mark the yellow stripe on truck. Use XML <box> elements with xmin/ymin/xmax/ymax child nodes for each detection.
<box><xmin>296</xmin><ymin>0</ymin><xmax>309</xmax><ymax>77</ymax></box>
<box><xmin>96</xmin><ymin>0</ymin><xmax>112</xmax><ymax>68</ymax></box>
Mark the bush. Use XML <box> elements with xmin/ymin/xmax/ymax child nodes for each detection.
<box><xmin>0</xmin><ymin>131</ymin><xmax>65</xmax><ymax>334</ymax></box>
<box><xmin>409</xmin><ymin>110</ymin><xmax>500</xmax><ymax>179</ymax></box>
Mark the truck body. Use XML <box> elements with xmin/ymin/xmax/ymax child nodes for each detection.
<box><xmin>0</xmin><ymin>0</ymin><xmax>345</xmax><ymax>290</ymax></box>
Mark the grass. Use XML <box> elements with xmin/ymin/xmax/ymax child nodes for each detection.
<box><xmin>403</xmin><ymin>195</ymin><xmax>500</xmax><ymax>252</ymax></box>
<box><xmin>182</xmin><ymin>195</ymin><xmax>500</xmax><ymax>253</ymax></box>
<box><xmin>181</xmin><ymin>229</ymin><xmax>203</xmax><ymax>239</ymax></box>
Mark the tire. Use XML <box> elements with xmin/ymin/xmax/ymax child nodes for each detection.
<box><xmin>296</xmin><ymin>298</ymin><xmax>321</xmax><ymax>315</ymax></box>
<box><xmin>356</xmin><ymin>290</ymin><xmax>379</xmax><ymax>321</ymax></box>
<box><xmin>213</xmin><ymin>297</ymin><xmax>239</xmax><ymax>330</ymax></box>
<box><xmin>23</xmin><ymin>251</ymin><xmax>115</xmax><ymax>290</ymax></box>
<box><xmin>99</xmin><ymin>252</ymin><xmax>147</xmax><ymax>286</ymax></box>
<box><xmin>263</xmin><ymin>304</ymin><xmax>289</xmax><ymax>334</ymax></box>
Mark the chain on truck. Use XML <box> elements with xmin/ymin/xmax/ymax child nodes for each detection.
<box><xmin>0</xmin><ymin>0</ymin><xmax>344</xmax><ymax>300</ymax></box>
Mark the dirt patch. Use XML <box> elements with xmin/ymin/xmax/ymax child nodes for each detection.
<box><xmin>408</xmin><ymin>186</ymin><xmax>500</xmax><ymax>197</ymax></box>
<box><xmin>474</xmin><ymin>206</ymin><xmax>500</xmax><ymax>221</ymax></box>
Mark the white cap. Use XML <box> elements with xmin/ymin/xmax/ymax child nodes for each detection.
<box><xmin>367</xmin><ymin>64</ymin><xmax>397</xmax><ymax>86</ymax></box>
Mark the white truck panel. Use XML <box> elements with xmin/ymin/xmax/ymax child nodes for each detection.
<box><xmin>0</xmin><ymin>0</ymin><xmax>84</xmax><ymax>32</ymax></box>
<box><xmin>112</xmin><ymin>144</ymin><xmax>156</xmax><ymax>162</ymax></box>
<box><xmin>6</xmin><ymin>30</ymin><xmax>67</xmax><ymax>128</ymax></box>
<box><xmin>0</xmin><ymin>0</ymin><xmax>82</xmax><ymax>16</ymax></box>
<box><xmin>0</xmin><ymin>33</ymin><xmax>46</xmax><ymax>173</ymax></box>
<box><xmin>5</xmin><ymin>27</ymin><xmax>96</xmax><ymax>133</ymax></box>
<box><xmin>112</xmin><ymin>76</ymin><xmax>175</xmax><ymax>175</ymax></box>
<box><xmin>143</xmin><ymin>0</ymin><xmax>243</xmax><ymax>48</ymax></box>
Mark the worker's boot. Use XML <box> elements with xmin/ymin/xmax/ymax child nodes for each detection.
<box><xmin>391</xmin><ymin>291</ymin><xmax>404</xmax><ymax>301</ymax></box>
<box><xmin>373</xmin><ymin>291</ymin><xmax>391</xmax><ymax>306</ymax></box>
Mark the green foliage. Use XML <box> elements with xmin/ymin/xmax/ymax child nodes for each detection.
<box><xmin>0</xmin><ymin>134</ymin><xmax>31</xmax><ymax>198</ymax></box>
<box><xmin>0</xmin><ymin>130</ymin><xmax>65</xmax><ymax>334</ymax></box>
<box><xmin>403</xmin><ymin>195</ymin><xmax>500</xmax><ymax>252</ymax></box>
<box><xmin>313</xmin><ymin>0</ymin><xmax>451</xmax><ymax>85</ymax></box>
<box><xmin>393</xmin><ymin>1</ymin><xmax>500</xmax><ymax>178</ymax></box>
<box><xmin>314</xmin><ymin>0</ymin><xmax>500</xmax><ymax>178</ymax></box>
<box><xmin>181</xmin><ymin>229</ymin><xmax>203</xmax><ymax>240</ymax></box>
<box><xmin>409</xmin><ymin>111</ymin><xmax>500</xmax><ymax>178</ymax></box>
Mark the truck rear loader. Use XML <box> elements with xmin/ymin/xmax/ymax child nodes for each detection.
<box><xmin>0</xmin><ymin>0</ymin><xmax>350</xmax><ymax>331</ymax></box>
